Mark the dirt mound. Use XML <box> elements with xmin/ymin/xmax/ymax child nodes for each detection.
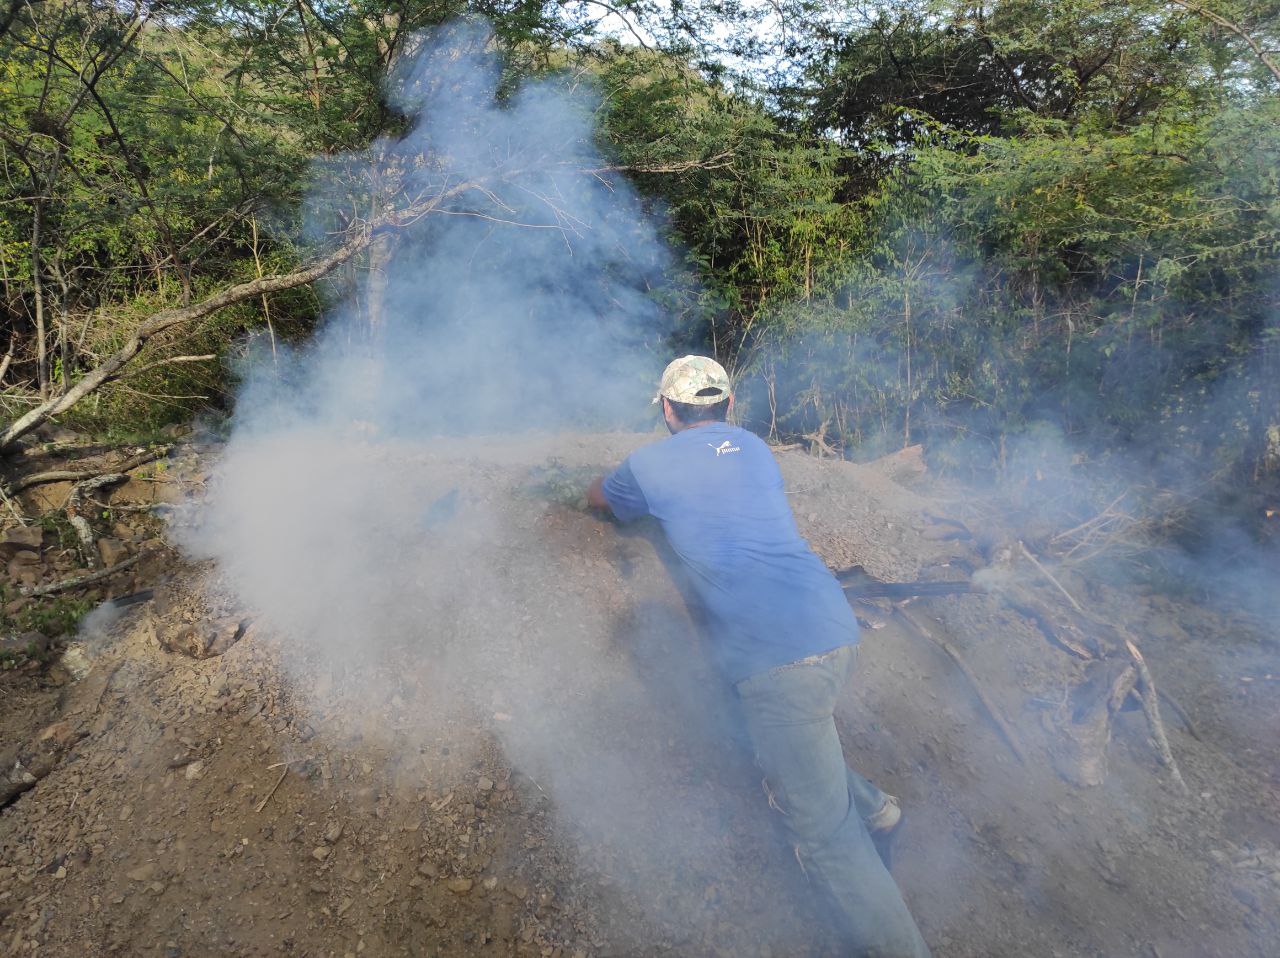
<box><xmin>2</xmin><ymin>433</ymin><xmax>1278</xmax><ymax>957</ymax></box>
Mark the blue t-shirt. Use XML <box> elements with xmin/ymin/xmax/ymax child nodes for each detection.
<box><xmin>602</xmin><ymin>422</ymin><xmax>859</xmax><ymax>682</ymax></box>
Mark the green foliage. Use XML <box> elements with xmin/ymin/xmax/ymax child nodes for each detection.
<box><xmin>2</xmin><ymin>0</ymin><xmax>1277</xmax><ymax>531</ymax></box>
<box><xmin>0</xmin><ymin>584</ymin><xmax>94</xmax><ymax>649</ymax></box>
<box><xmin>10</xmin><ymin>595</ymin><xmax>95</xmax><ymax>641</ymax></box>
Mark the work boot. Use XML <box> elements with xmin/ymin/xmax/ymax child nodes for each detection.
<box><xmin>865</xmin><ymin>794</ymin><xmax>902</xmax><ymax>870</ymax></box>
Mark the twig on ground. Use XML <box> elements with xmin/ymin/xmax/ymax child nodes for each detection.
<box><xmin>1125</xmin><ymin>640</ymin><xmax>1190</xmax><ymax>795</ymax></box>
<box><xmin>0</xmin><ymin>481</ymin><xmax>27</xmax><ymax>523</ymax></box>
<box><xmin>256</xmin><ymin>767</ymin><xmax>290</xmax><ymax>813</ymax></box>
<box><xmin>1019</xmin><ymin>541</ymin><xmax>1085</xmax><ymax>613</ymax></box>
<box><xmin>21</xmin><ymin>552</ymin><xmax>145</xmax><ymax>597</ymax></box>
<box><xmin>92</xmin><ymin>663</ymin><xmax>124</xmax><ymax>713</ymax></box>
<box><xmin>266</xmin><ymin>758</ymin><xmax>313</xmax><ymax>770</ymax></box>
<box><xmin>1156</xmin><ymin>687</ymin><xmax>1201</xmax><ymax>742</ymax></box>
<box><xmin>896</xmin><ymin>606</ymin><xmax>1027</xmax><ymax>764</ymax></box>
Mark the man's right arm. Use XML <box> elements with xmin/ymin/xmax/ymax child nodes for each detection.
<box><xmin>590</xmin><ymin>459</ymin><xmax>650</xmax><ymax>522</ymax></box>
<box><xmin>586</xmin><ymin>476</ymin><xmax>610</xmax><ymax>512</ymax></box>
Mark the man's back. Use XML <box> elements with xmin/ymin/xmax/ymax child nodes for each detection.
<box><xmin>602</xmin><ymin>422</ymin><xmax>859</xmax><ymax>682</ymax></box>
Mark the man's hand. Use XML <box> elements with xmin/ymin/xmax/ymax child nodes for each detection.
<box><xmin>586</xmin><ymin>476</ymin><xmax>611</xmax><ymax>513</ymax></box>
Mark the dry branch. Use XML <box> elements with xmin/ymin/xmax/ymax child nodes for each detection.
<box><xmin>0</xmin><ymin>182</ymin><xmax>478</xmax><ymax>453</ymax></box>
<box><xmin>1166</xmin><ymin>0</ymin><xmax>1280</xmax><ymax>83</ymax></box>
<box><xmin>989</xmin><ymin>584</ymin><xmax>1099</xmax><ymax>660</ymax></box>
<box><xmin>1125</xmin><ymin>640</ymin><xmax>1190</xmax><ymax>795</ymax></box>
<box><xmin>21</xmin><ymin>552</ymin><xmax>144</xmax><ymax>598</ymax></box>
<box><xmin>1156</xmin><ymin>687</ymin><xmax>1201</xmax><ymax>742</ymax></box>
<box><xmin>256</xmin><ymin>767</ymin><xmax>290</xmax><ymax>814</ymax></box>
<box><xmin>65</xmin><ymin>473</ymin><xmax>129</xmax><ymax>564</ymax></box>
<box><xmin>1019</xmin><ymin>541</ymin><xmax>1085</xmax><ymax>613</ymax></box>
<box><xmin>2</xmin><ymin>446</ymin><xmax>168</xmax><ymax>496</ymax></box>
<box><xmin>895</xmin><ymin>606</ymin><xmax>1027</xmax><ymax>764</ymax></box>
<box><xmin>0</xmin><ymin>335</ymin><xmax>14</xmax><ymax>386</ymax></box>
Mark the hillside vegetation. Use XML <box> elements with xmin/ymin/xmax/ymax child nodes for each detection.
<box><xmin>2</xmin><ymin>0</ymin><xmax>1277</xmax><ymax>540</ymax></box>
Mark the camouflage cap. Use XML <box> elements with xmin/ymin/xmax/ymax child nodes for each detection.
<box><xmin>653</xmin><ymin>355</ymin><xmax>732</xmax><ymax>405</ymax></box>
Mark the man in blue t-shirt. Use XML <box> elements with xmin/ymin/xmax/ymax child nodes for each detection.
<box><xmin>588</xmin><ymin>356</ymin><xmax>931</xmax><ymax>958</ymax></box>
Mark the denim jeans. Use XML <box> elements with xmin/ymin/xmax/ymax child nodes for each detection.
<box><xmin>733</xmin><ymin>645</ymin><xmax>932</xmax><ymax>958</ymax></box>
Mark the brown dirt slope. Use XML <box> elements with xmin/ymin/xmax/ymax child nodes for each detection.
<box><xmin>1</xmin><ymin>433</ymin><xmax>1278</xmax><ymax>958</ymax></box>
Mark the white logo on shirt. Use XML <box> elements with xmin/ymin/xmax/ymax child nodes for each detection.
<box><xmin>709</xmin><ymin>440</ymin><xmax>741</xmax><ymax>457</ymax></box>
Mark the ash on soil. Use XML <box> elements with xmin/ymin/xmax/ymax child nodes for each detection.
<box><xmin>1</xmin><ymin>433</ymin><xmax>1277</xmax><ymax>958</ymax></box>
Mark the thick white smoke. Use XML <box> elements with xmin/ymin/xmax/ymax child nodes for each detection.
<box><xmin>175</xmin><ymin>20</ymin><xmax>828</xmax><ymax>950</ymax></box>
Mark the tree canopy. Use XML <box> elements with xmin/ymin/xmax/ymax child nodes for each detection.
<box><xmin>1</xmin><ymin>0</ymin><xmax>1277</xmax><ymax>537</ymax></box>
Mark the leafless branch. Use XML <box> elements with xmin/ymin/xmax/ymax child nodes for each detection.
<box><xmin>130</xmin><ymin>354</ymin><xmax>217</xmax><ymax>376</ymax></box>
<box><xmin>2</xmin><ymin>446</ymin><xmax>168</xmax><ymax>496</ymax></box>
<box><xmin>587</xmin><ymin>150</ymin><xmax>735</xmax><ymax>175</ymax></box>
<box><xmin>561</xmin><ymin>0</ymin><xmax>652</xmax><ymax>49</ymax></box>
<box><xmin>21</xmin><ymin>552</ymin><xmax>145</xmax><ymax>598</ymax></box>
<box><xmin>1166</xmin><ymin>0</ymin><xmax>1280</xmax><ymax>84</ymax></box>
<box><xmin>0</xmin><ymin>181</ymin><xmax>478</xmax><ymax>452</ymax></box>
<box><xmin>0</xmin><ymin>334</ymin><xmax>14</xmax><ymax>385</ymax></box>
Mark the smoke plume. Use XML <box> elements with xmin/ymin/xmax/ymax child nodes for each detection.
<box><xmin>177</xmin><ymin>20</ymin><xmax>829</xmax><ymax>950</ymax></box>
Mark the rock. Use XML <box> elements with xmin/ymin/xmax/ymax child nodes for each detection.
<box><xmin>59</xmin><ymin>646</ymin><xmax>93</xmax><ymax>681</ymax></box>
<box><xmin>492</xmin><ymin>904</ymin><xmax>516</xmax><ymax>940</ymax></box>
<box><xmin>0</xmin><ymin>759</ymin><xmax>45</xmax><ymax>807</ymax></box>
<box><xmin>478</xmin><ymin>777</ymin><xmax>494</xmax><ymax>792</ymax></box>
<box><xmin>416</xmin><ymin>860</ymin><xmax>439</xmax><ymax>878</ymax></box>
<box><xmin>323</xmin><ymin>821</ymin><xmax>344</xmax><ymax>844</ymax></box>
<box><xmin>37</xmin><ymin>721</ymin><xmax>83</xmax><ymax>749</ymax></box>
<box><xmin>6</xmin><ymin>553</ymin><xmax>39</xmax><ymax>576</ymax></box>
<box><xmin>160</xmin><ymin>617</ymin><xmax>251</xmax><ymax>660</ymax></box>
<box><xmin>126</xmin><ymin>863</ymin><xmax>156</xmax><ymax>882</ymax></box>
<box><xmin>445</xmin><ymin>878</ymin><xmax>473</xmax><ymax>894</ymax></box>
<box><xmin>311</xmin><ymin>846</ymin><xmax>331</xmax><ymax>862</ymax></box>
<box><xmin>184</xmin><ymin>761</ymin><xmax>204</xmax><ymax>781</ymax></box>
<box><xmin>96</xmin><ymin>537</ymin><xmax>129</xmax><ymax>568</ymax></box>
<box><xmin>8</xmin><ymin>562</ymin><xmax>39</xmax><ymax>589</ymax></box>
<box><xmin>21</xmin><ymin>481</ymin><xmax>72</xmax><ymax>514</ymax></box>
<box><xmin>114</xmin><ymin>478</ymin><xmax>157</xmax><ymax>505</ymax></box>
<box><xmin>0</xmin><ymin>525</ymin><xmax>43</xmax><ymax>553</ymax></box>
<box><xmin>0</xmin><ymin>631</ymin><xmax>51</xmax><ymax>658</ymax></box>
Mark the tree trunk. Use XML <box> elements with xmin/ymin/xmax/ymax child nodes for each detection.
<box><xmin>31</xmin><ymin>199</ymin><xmax>48</xmax><ymax>400</ymax></box>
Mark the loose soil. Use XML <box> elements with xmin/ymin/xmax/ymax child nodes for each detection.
<box><xmin>2</xmin><ymin>433</ymin><xmax>1278</xmax><ymax>958</ymax></box>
